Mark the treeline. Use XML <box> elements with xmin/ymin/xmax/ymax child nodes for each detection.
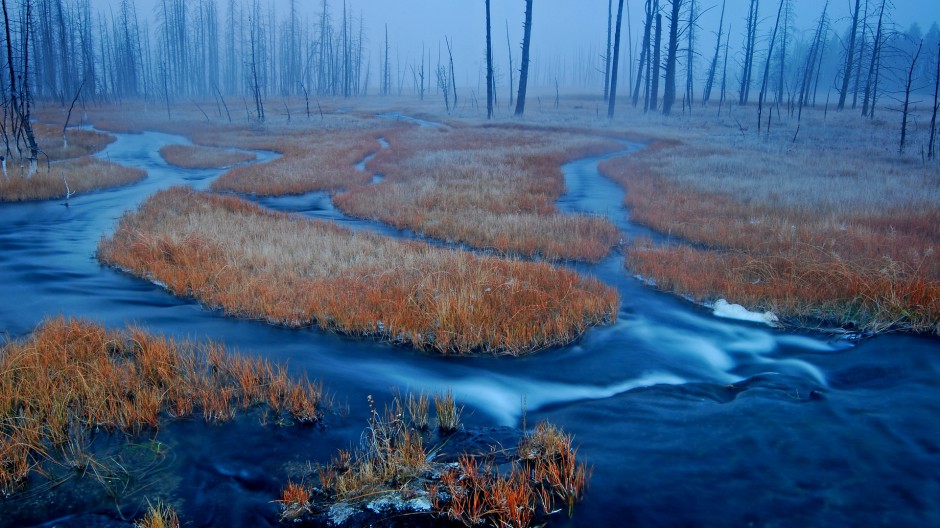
<box><xmin>3</xmin><ymin>0</ymin><xmax>369</xmax><ymax>107</ymax></box>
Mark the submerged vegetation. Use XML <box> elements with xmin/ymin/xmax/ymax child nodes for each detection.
<box><xmin>278</xmin><ymin>393</ymin><xmax>590</xmax><ymax>528</ymax></box>
<box><xmin>0</xmin><ymin>318</ymin><xmax>325</xmax><ymax>495</ymax></box>
<box><xmin>98</xmin><ymin>186</ymin><xmax>619</xmax><ymax>355</ymax></box>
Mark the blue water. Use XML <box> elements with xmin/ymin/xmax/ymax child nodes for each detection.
<box><xmin>0</xmin><ymin>126</ymin><xmax>937</xmax><ymax>527</ymax></box>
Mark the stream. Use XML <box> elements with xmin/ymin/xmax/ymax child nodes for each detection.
<box><xmin>0</xmin><ymin>126</ymin><xmax>938</xmax><ymax>527</ymax></box>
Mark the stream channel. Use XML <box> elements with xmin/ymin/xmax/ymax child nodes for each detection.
<box><xmin>0</xmin><ymin>125</ymin><xmax>938</xmax><ymax>527</ymax></box>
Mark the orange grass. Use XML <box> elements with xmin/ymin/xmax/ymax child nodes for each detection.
<box><xmin>158</xmin><ymin>144</ymin><xmax>255</xmax><ymax>169</ymax></box>
<box><xmin>280</xmin><ymin>394</ymin><xmax>590</xmax><ymax>528</ymax></box>
<box><xmin>602</xmin><ymin>134</ymin><xmax>940</xmax><ymax>334</ymax></box>
<box><xmin>0</xmin><ymin>156</ymin><xmax>146</xmax><ymax>202</ymax></box>
<box><xmin>33</xmin><ymin>122</ymin><xmax>115</xmax><ymax>160</ymax></box>
<box><xmin>333</xmin><ymin>125</ymin><xmax>623</xmax><ymax>261</ymax></box>
<box><xmin>0</xmin><ymin>318</ymin><xmax>325</xmax><ymax>495</ymax></box>
<box><xmin>98</xmin><ymin>187</ymin><xmax>619</xmax><ymax>355</ymax></box>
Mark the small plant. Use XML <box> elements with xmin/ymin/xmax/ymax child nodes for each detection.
<box><xmin>277</xmin><ymin>480</ymin><xmax>311</xmax><ymax>521</ymax></box>
<box><xmin>136</xmin><ymin>500</ymin><xmax>180</xmax><ymax>528</ymax></box>
<box><xmin>434</xmin><ymin>389</ymin><xmax>462</xmax><ymax>433</ymax></box>
<box><xmin>406</xmin><ymin>391</ymin><xmax>430</xmax><ymax>430</ymax></box>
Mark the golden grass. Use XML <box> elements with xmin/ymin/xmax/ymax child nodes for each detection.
<box><xmin>0</xmin><ymin>318</ymin><xmax>326</xmax><ymax>495</ymax></box>
<box><xmin>98</xmin><ymin>187</ymin><xmax>619</xmax><ymax>355</ymax></box>
<box><xmin>0</xmin><ymin>156</ymin><xmax>146</xmax><ymax>202</ymax></box>
<box><xmin>135</xmin><ymin>500</ymin><xmax>180</xmax><ymax>528</ymax></box>
<box><xmin>158</xmin><ymin>144</ymin><xmax>256</xmax><ymax>169</ymax></box>
<box><xmin>279</xmin><ymin>394</ymin><xmax>590</xmax><ymax>528</ymax></box>
<box><xmin>333</xmin><ymin>125</ymin><xmax>623</xmax><ymax>261</ymax></box>
<box><xmin>600</xmin><ymin>110</ymin><xmax>940</xmax><ymax>334</ymax></box>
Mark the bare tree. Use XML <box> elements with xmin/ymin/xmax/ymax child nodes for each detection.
<box><xmin>757</xmin><ymin>0</ymin><xmax>785</xmax><ymax>132</ymax></box>
<box><xmin>861</xmin><ymin>0</ymin><xmax>887</xmax><ymax>117</ymax></box>
<box><xmin>739</xmin><ymin>0</ymin><xmax>759</xmax><ymax>105</ymax></box>
<box><xmin>650</xmin><ymin>12</ymin><xmax>662</xmax><ymax>111</ymax></box>
<box><xmin>514</xmin><ymin>0</ymin><xmax>533</xmax><ymax>116</ymax></box>
<box><xmin>607</xmin><ymin>0</ymin><xmax>624</xmax><ymax>118</ymax></box>
<box><xmin>486</xmin><ymin>0</ymin><xmax>493</xmax><ymax>118</ymax></box>
<box><xmin>661</xmin><ymin>0</ymin><xmax>682</xmax><ymax>115</ymax></box>
<box><xmin>702</xmin><ymin>0</ymin><xmax>726</xmax><ymax>105</ymax></box>
<box><xmin>899</xmin><ymin>40</ymin><xmax>922</xmax><ymax>154</ymax></box>
<box><xmin>928</xmin><ymin>41</ymin><xmax>939</xmax><ymax>160</ymax></box>
<box><xmin>632</xmin><ymin>0</ymin><xmax>653</xmax><ymax>107</ymax></box>
<box><xmin>837</xmin><ymin>0</ymin><xmax>861</xmax><ymax>110</ymax></box>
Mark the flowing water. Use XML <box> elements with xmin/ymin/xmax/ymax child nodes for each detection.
<box><xmin>0</xmin><ymin>127</ymin><xmax>938</xmax><ymax>527</ymax></box>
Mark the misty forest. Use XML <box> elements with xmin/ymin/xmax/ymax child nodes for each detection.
<box><xmin>0</xmin><ymin>0</ymin><xmax>938</xmax><ymax>526</ymax></box>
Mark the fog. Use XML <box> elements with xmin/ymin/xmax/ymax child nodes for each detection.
<box><xmin>92</xmin><ymin>0</ymin><xmax>936</xmax><ymax>93</ymax></box>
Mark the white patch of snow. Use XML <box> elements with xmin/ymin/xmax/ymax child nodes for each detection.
<box><xmin>327</xmin><ymin>503</ymin><xmax>357</xmax><ymax>526</ymax></box>
<box><xmin>712</xmin><ymin>299</ymin><xmax>779</xmax><ymax>327</ymax></box>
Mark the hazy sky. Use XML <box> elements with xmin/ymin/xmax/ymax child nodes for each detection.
<box><xmin>101</xmin><ymin>0</ymin><xmax>939</xmax><ymax>91</ymax></box>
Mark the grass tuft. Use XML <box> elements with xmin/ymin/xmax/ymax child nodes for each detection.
<box><xmin>159</xmin><ymin>144</ymin><xmax>256</xmax><ymax>169</ymax></box>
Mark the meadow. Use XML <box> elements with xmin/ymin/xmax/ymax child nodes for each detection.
<box><xmin>98</xmin><ymin>186</ymin><xmax>619</xmax><ymax>355</ymax></box>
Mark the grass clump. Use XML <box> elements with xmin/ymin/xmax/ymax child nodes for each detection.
<box><xmin>135</xmin><ymin>500</ymin><xmax>180</xmax><ymax>528</ymax></box>
<box><xmin>0</xmin><ymin>318</ymin><xmax>326</xmax><ymax>495</ymax></box>
<box><xmin>159</xmin><ymin>144</ymin><xmax>256</xmax><ymax>169</ymax></box>
<box><xmin>98</xmin><ymin>187</ymin><xmax>619</xmax><ymax>355</ymax></box>
<box><xmin>0</xmin><ymin>157</ymin><xmax>146</xmax><ymax>202</ymax></box>
<box><xmin>434</xmin><ymin>389</ymin><xmax>462</xmax><ymax>433</ymax></box>
<box><xmin>277</xmin><ymin>395</ymin><xmax>591</xmax><ymax>528</ymax></box>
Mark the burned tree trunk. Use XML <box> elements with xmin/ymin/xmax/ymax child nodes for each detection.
<box><xmin>837</xmin><ymin>0</ymin><xmax>861</xmax><ymax>110</ymax></box>
<box><xmin>631</xmin><ymin>0</ymin><xmax>653</xmax><ymax>108</ymax></box>
<box><xmin>514</xmin><ymin>0</ymin><xmax>533</xmax><ymax>116</ymax></box>
<box><xmin>757</xmin><ymin>0</ymin><xmax>785</xmax><ymax>132</ymax></box>
<box><xmin>607</xmin><ymin>0</ymin><xmax>625</xmax><ymax>118</ymax></box>
<box><xmin>650</xmin><ymin>12</ymin><xmax>662</xmax><ymax>111</ymax></box>
<box><xmin>929</xmin><ymin>41</ymin><xmax>939</xmax><ymax>160</ymax></box>
<box><xmin>703</xmin><ymin>0</ymin><xmax>725</xmax><ymax>106</ymax></box>
<box><xmin>661</xmin><ymin>0</ymin><xmax>682</xmax><ymax>115</ymax></box>
<box><xmin>861</xmin><ymin>0</ymin><xmax>885</xmax><ymax>117</ymax></box>
<box><xmin>739</xmin><ymin>0</ymin><xmax>759</xmax><ymax>105</ymax></box>
<box><xmin>604</xmin><ymin>0</ymin><xmax>612</xmax><ymax>101</ymax></box>
<box><xmin>899</xmin><ymin>40</ymin><xmax>923</xmax><ymax>154</ymax></box>
<box><xmin>486</xmin><ymin>0</ymin><xmax>494</xmax><ymax>119</ymax></box>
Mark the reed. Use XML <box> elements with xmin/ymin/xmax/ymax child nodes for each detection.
<box><xmin>136</xmin><ymin>500</ymin><xmax>180</xmax><ymax>528</ymax></box>
<box><xmin>159</xmin><ymin>144</ymin><xmax>256</xmax><ymax>169</ymax></box>
<box><xmin>98</xmin><ymin>187</ymin><xmax>619</xmax><ymax>355</ymax></box>
<box><xmin>434</xmin><ymin>389</ymin><xmax>462</xmax><ymax>433</ymax></box>
<box><xmin>0</xmin><ymin>318</ymin><xmax>326</xmax><ymax>495</ymax></box>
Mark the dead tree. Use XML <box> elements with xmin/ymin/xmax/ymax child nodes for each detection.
<box><xmin>798</xmin><ymin>1</ymin><xmax>828</xmax><ymax>121</ymax></box>
<box><xmin>702</xmin><ymin>0</ymin><xmax>726</xmax><ymax>105</ymax></box>
<box><xmin>684</xmin><ymin>0</ymin><xmax>697</xmax><ymax>112</ymax></box>
<box><xmin>929</xmin><ymin>41</ymin><xmax>939</xmax><ymax>160</ymax></box>
<box><xmin>514</xmin><ymin>0</ymin><xmax>533</xmax><ymax>116</ymax></box>
<box><xmin>604</xmin><ymin>0</ymin><xmax>612</xmax><ymax>101</ymax></box>
<box><xmin>837</xmin><ymin>0</ymin><xmax>861</xmax><ymax>110</ymax></box>
<box><xmin>650</xmin><ymin>12</ymin><xmax>663</xmax><ymax>111</ymax></box>
<box><xmin>851</xmin><ymin>0</ymin><xmax>869</xmax><ymax>108</ymax></box>
<box><xmin>486</xmin><ymin>0</ymin><xmax>494</xmax><ymax>119</ymax></box>
<box><xmin>899</xmin><ymin>40</ymin><xmax>922</xmax><ymax>154</ymax></box>
<box><xmin>661</xmin><ymin>0</ymin><xmax>682</xmax><ymax>115</ymax></box>
<box><xmin>739</xmin><ymin>0</ymin><xmax>759</xmax><ymax>105</ymax></box>
<box><xmin>861</xmin><ymin>0</ymin><xmax>886</xmax><ymax>117</ymax></box>
<box><xmin>757</xmin><ymin>0</ymin><xmax>785</xmax><ymax>132</ymax></box>
<box><xmin>607</xmin><ymin>0</ymin><xmax>625</xmax><ymax>118</ymax></box>
<box><xmin>446</xmin><ymin>36</ymin><xmax>457</xmax><ymax>107</ymax></box>
<box><xmin>3</xmin><ymin>0</ymin><xmax>40</xmax><ymax>175</ymax></box>
<box><xmin>505</xmin><ymin>20</ymin><xmax>514</xmax><ymax>108</ymax></box>
<box><xmin>632</xmin><ymin>0</ymin><xmax>653</xmax><ymax>107</ymax></box>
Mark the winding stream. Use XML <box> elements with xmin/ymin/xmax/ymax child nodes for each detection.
<box><xmin>0</xmin><ymin>126</ymin><xmax>938</xmax><ymax>527</ymax></box>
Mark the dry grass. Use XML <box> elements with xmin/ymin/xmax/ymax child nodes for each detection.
<box><xmin>0</xmin><ymin>156</ymin><xmax>146</xmax><ymax>202</ymax></box>
<box><xmin>333</xmin><ymin>125</ymin><xmax>623</xmax><ymax>261</ymax></box>
<box><xmin>0</xmin><ymin>318</ymin><xmax>326</xmax><ymax>495</ymax></box>
<box><xmin>279</xmin><ymin>394</ymin><xmax>591</xmax><ymax>528</ymax></box>
<box><xmin>600</xmin><ymin>109</ymin><xmax>940</xmax><ymax>334</ymax></box>
<box><xmin>98</xmin><ymin>187</ymin><xmax>619</xmax><ymax>355</ymax></box>
<box><xmin>136</xmin><ymin>500</ymin><xmax>180</xmax><ymax>528</ymax></box>
<box><xmin>33</xmin><ymin>122</ymin><xmax>115</xmax><ymax>159</ymax></box>
<box><xmin>158</xmin><ymin>144</ymin><xmax>256</xmax><ymax>169</ymax></box>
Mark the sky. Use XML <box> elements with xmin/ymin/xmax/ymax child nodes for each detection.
<box><xmin>98</xmin><ymin>0</ymin><xmax>940</xmax><ymax>92</ymax></box>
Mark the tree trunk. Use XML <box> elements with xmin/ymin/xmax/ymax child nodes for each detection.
<box><xmin>604</xmin><ymin>0</ymin><xmax>612</xmax><ymax>101</ymax></box>
<box><xmin>929</xmin><ymin>41</ymin><xmax>939</xmax><ymax>160</ymax></box>
<box><xmin>650</xmin><ymin>12</ymin><xmax>662</xmax><ymax>111</ymax></box>
<box><xmin>899</xmin><ymin>40</ymin><xmax>923</xmax><ymax>154</ymax></box>
<box><xmin>607</xmin><ymin>0</ymin><xmax>625</xmax><ymax>118</ymax></box>
<box><xmin>837</xmin><ymin>0</ymin><xmax>861</xmax><ymax>110</ymax></box>
<box><xmin>514</xmin><ymin>0</ymin><xmax>533</xmax><ymax>116</ymax></box>
<box><xmin>739</xmin><ymin>0</ymin><xmax>759</xmax><ymax>105</ymax></box>
<box><xmin>631</xmin><ymin>0</ymin><xmax>653</xmax><ymax>107</ymax></box>
<box><xmin>757</xmin><ymin>0</ymin><xmax>785</xmax><ymax>132</ymax></box>
<box><xmin>661</xmin><ymin>0</ymin><xmax>682</xmax><ymax>115</ymax></box>
<box><xmin>703</xmin><ymin>0</ymin><xmax>726</xmax><ymax>105</ymax></box>
<box><xmin>861</xmin><ymin>0</ymin><xmax>885</xmax><ymax>117</ymax></box>
<box><xmin>486</xmin><ymin>0</ymin><xmax>494</xmax><ymax>119</ymax></box>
